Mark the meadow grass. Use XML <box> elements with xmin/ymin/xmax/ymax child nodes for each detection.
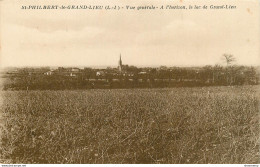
<box><xmin>0</xmin><ymin>86</ymin><xmax>259</xmax><ymax>163</ymax></box>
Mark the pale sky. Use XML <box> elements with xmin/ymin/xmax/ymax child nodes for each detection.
<box><xmin>0</xmin><ymin>0</ymin><xmax>259</xmax><ymax>67</ymax></box>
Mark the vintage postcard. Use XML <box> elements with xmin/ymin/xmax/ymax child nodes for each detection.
<box><xmin>0</xmin><ymin>0</ymin><xmax>259</xmax><ymax>165</ymax></box>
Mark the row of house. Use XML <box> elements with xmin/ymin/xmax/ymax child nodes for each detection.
<box><xmin>44</xmin><ymin>67</ymin><xmax>81</xmax><ymax>77</ymax></box>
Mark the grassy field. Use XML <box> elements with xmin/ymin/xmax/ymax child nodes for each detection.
<box><xmin>0</xmin><ymin>86</ymin><xmax>259</xmax><ymax>164</ymax></box>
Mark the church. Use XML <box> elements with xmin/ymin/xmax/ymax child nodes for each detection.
<box><xmin>116</xmin><ymin>54</ymin><xmax>135</xmax><ymax>77</ymax></box>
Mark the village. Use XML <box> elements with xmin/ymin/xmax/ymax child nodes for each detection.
<box><xmin>2</xmin><ymin>54</ymin><xmax>259</xmax><ymax>90</ymax></box>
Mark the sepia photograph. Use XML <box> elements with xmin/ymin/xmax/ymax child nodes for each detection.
<box><xmin>0</xmin><ymin>0</ymin><xmax>259</xmax><ymax>165</ymax></box>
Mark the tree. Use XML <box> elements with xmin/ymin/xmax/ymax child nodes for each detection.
<box><xmin>213</xmin><ymin>64</ymin><xmax>224</xmax><ymax>84</ymax></box>
<box><xmin>223</xmin><ymin>54</ymin><xmax>236</xmax><ymax>66</ymax></box>
<box><xmin>222</xmin><ymin>54</ymin><xmax>236</xmax><ymax>85</ymax></box>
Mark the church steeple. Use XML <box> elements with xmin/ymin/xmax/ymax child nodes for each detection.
<box><xmin>118</xmin><ymin>54</ymin><xmax>123</xmax><ymax>72</ymax></box>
